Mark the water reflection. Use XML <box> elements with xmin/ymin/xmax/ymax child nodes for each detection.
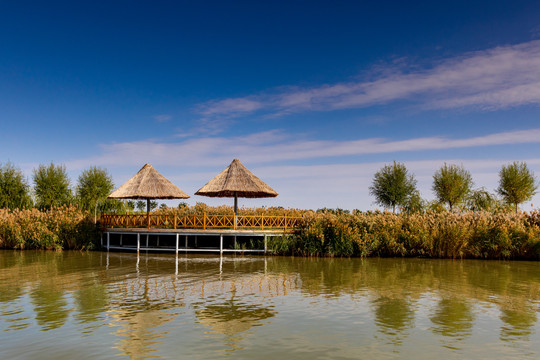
<box><xmin>500</xmin><ymin>307</ymin><xmax>538</xmax><ymax>342</ymax></box>
<box><xmin>110</xmin><ymin>309</ymin><xmax>178</xmax><ymax>360</ymax></box>
<box><xmin>0</xmin><ymin>251</ymin><xmax>539</xmax><ymax>359</ymax></box>
<box><xmin>430</xmin><ymin>298</ymin><xmax>474</xmax><ymax>340</ymax></box>
<box><xmin>196</xmin><ymin>298</ymin><xmax>275</xmax><ymax>352</ymax></box>
<box><xmin>30</xmin><ymin>280</ymin><xmax>70</xmax><ymax>331</ymax></box>
<box><xmin>373</xmin><ymin>296</ymin><xmax>414</xmax><ymax>342</ymax></box>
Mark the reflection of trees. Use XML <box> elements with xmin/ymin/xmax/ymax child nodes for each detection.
<box><xmin>500</xmin><ymin>307</ymin><xmax>537</xmax><ymax>342</ymax></box>
<box><xmin>30</xmin><ymin>281</ymin><xmax>69</xmax><ymax>331</ymax></box>
<box><xmin>74</xmin><ymin>280</ymin><xmax>109</xmax><ymax>324</ymax></box>
<box><xmin>373</xmin><ymin>296</ymin><xmax>414</xmax><ymax>341</ymax></box>
<box><xmin>430</xmin><ymin>298</ymin><xmax>474</xmax><ymax>340</ymax></box>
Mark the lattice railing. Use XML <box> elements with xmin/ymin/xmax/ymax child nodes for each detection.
<box><xmin>100</xmin><ymin>214</ymin><xmax>303</xmax><ymax>231</ymax></box>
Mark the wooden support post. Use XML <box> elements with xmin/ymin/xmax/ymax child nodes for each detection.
<box><xmin>175</xmin><ymin>234</ymin><xmax>179</xmax><ymax>255</ymax></box>
<box><xmin>195</xmin><ymin>235</ymin><xmax>198</xmax><ymax>248</ymax></box>
<box><xmin>264</xmin><ymin>235</ymin><xmax>267</xmax><ymax>254</ymax></box>
<box><xmin>234</xmin><ymin>236</ymin><xmax>237</xmax><ymax>250</ymax></box>
<box><xmin>147</xmin><ymin>199</ymin><xmax>150</xmax><ymax>229</ymax></box>
<box><xmin>100</xmin><ymin>232</ymin><xmax>103</xmax><ymax>248</ymax></box>
<box><xmin>137</xmin><ymin>233</ymin><xmax>140</xmax><ymax>253</ymax></box>
<box><xmin>146</xmin><ymin>234</ymin><xmax>149</xmax><ymax>248</ymax></box>
<box><xmin>120</xmin><ymin>234</ymin><xmax>123</xmax><ymax>247</ymax></box>
<box><xmin>261</xmin><ymin>215</ymin><xmax>264</xmax><ymax>230</ymax></box>
<box><xmin>174</xmin><ymin>214</ymin><xmax>177</xmax><ymax>229</ymax></box>
<box><xmin>185</xmin><ymin>235</ymin><xmax>188</xmax><ymax>249</ymax></box>
<box><xmin>203</xmin><ymin>213</ymin><xmax>206</xmax><ymax>230</ymax></box>
<box><xmin>106</xmin><ymin>232</ymin><xmax>110</xmax><ymax>251</ymax></box>
<box><xmin>220</xmin><ymin>234</ymin><xmax>223</xmax><ymax>254</ymax></box>
<box><xmin>157</xmin><ymin>235</ymin><xmax>159</xmax><ymax>247</ymax></box>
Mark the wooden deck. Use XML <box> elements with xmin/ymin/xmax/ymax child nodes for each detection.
<box><xmin>100</xmin><ymin>213</ymin><xmax>303</xmax><ymax>231</ymax></box>
<box><xmin>100</xmin><ymin>214</ymin><xmax>303</xmax><ymax>254</ymax></box>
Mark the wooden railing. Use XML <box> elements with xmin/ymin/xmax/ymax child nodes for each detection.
<box><xmin>100</xmin><ymin>214</ymin><xmax>303</xmax><ymax>231</ymax></box>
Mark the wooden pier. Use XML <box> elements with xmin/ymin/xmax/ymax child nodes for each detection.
<box><xmin>100</xmin><ymin>214</ymin><xmax>302</xmax><ymax>254</ymax></box>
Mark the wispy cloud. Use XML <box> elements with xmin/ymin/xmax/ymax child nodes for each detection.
<box><xmin>66</xmin><ymin>128</ymin><xmax>540</xmax><ymax>170</ymax></box>
<box><xmin>197</xmin><ymin>40</ymin><xmax>540</xmax><ymax>118</ymax></box>
<box><xmin>153</xmin><ymin>114</ymin><xmax>172</xmax><ymax>122</ymax></box>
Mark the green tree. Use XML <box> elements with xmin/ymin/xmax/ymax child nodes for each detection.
<box><xmin>0</xmin><ymin>162</ymin><xmax>32</xmax><ymax>209</ymax></box>
<box><xmin>76</xmin><ymin>166</ymin><xmax>114</xmax><ymax>223</ymax></box>
<box><xmin>370</xmin><ymin>161</ymin><xmax>417</xmax><ymax>213</ymax></box>
<box><xmin>432</xmin><ymin>163</ymin><xmax>472</xmax><ymax>211</ymax></box>
<box><xmin>497</xmin><ymin>161</ymin><xmax>538</xmax><ymax>212</ymax></box>
<box><xmin>403</xmin><ymin>190</ymin><xmax>425</xmax><ymax>214</ymax></box>
<box><xmin>136</xmin><ymin>200</ymin><xmax>146</xmax><ymax>212</ymax></box>
<box><xmin>33</xmin><ymin>163</ymin><xmax>72</xmax><ymax>209</ymax></box>
<box><xmin>466</xmin><ymin>187</ymin><xmax>496</xmax><ymax>212</ymax></box>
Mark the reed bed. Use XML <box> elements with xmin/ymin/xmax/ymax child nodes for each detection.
<box><xmin>154</xmin><ymin>203</ymin><xmax>306</xmax><ymax>217</ymax></box>
<box><xmin>268</xmin><ymin>210</ymin><xmax>540</xmax><ymax>259</ymax></box>
<box><xmin>0</xmin><ymin>206</ymin><xmax>98</xmax><ymax>250</ymax></box>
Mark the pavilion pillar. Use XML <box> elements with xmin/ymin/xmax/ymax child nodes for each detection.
<box><xmin>146</xmin><ymin>199</ymin><xmax>150</xmax><ymax>229</ymax></box>
<box><xmin>234</xmin><ymin>193</ymin><xmax>238</xmax><ymax>229</ymax></box>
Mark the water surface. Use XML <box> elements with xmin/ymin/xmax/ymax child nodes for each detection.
<box><xmin>1</xmin><ymin>250</ymin><xmax>539</xmax><ymax>359</ymax></box>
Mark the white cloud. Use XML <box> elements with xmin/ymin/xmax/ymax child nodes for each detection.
<box><xmin>62</xmin><ymin>129</ymin><xmax>540</xmax><ymax>210</ymax></box>
<box><xmin>66</xmin><ymin>128</ymin><xmax>540</xmax><ymax>170</ymax></box>
<box><xmin>153</xmin><ymin>114</ymin><xmax>172</xmax><ymax>122</ymax></box>
<box><xmin>197</xmin><ymin>40</ymin><xmax>540</xmax><ymax>118</ymax></box>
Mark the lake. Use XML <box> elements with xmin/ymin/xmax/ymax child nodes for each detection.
<box><xmin>0</xmin><ymin>250</ymin><xmax>539</xmax><ymax>359</ymax></box>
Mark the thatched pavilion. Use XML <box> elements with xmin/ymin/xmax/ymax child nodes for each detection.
<box><xmin>108</xmin><ymin>164</ymin><xmax>189</xmax><ymax>227</ymax></box>
<box><xmin>195</xmin><ymin>159</ymin><xmax>278</xmax><ymax>215</ymax></box>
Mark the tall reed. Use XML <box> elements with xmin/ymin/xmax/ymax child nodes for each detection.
<box><xmin>0</xmin><ymin>206</ymin><xmax>98</xmax><ymax>250</ymax></box>
<box><xmin>268</xmin><ymin>210</ymin><xmax>540</xmax><ymax>259</ymax></box>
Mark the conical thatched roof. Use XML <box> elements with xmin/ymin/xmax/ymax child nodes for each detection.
<box><xmin>108</xmin><ymin>164</ymin><xmax>189</xmax><ymax>200</ymax></box>
<box><xmin>195</xmin><ymin>159</ymin><xmax>278</xmax><ymax>198</ymax></box>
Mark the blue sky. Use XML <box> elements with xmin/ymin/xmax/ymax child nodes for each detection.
<box><xmin>2</xmin><ymin>0</ymin><xmax>540</xmax><ymax>210</ymax></box>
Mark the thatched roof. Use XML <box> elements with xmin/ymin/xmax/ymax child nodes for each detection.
<box><xmin>195</xmin><ymin>159</ymin><xmax>278</xmax><ymax>198</ymax></box>
<box><xmin>108</xmin><ymin>164</ymin><xmax>189</xmax><ymax>200</ymax></box>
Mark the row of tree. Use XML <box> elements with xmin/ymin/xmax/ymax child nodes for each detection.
<box><xmin>0</xmin><ymin>162</ymin><xmax>115</xmax><ymax>222</ymax></box>
<box><xmin>370</xmin><ymin>161</ymin><xmax>538</xmax><ymax>213</ymax></box>
<box><xmin>0</xmin><ymin>162</ymin><xmax>172</xmax><ymax>220</ymax></box>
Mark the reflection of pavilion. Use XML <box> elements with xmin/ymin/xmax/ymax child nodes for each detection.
<box><xmin>101</xmin><ymin>253</ymin><xmax>292</xmax><ymax>357</ymax></box>
<box><xmin>196</xmin><ymin>297</ymin><xmax>275</xmax><ymax>351</ymax></box>
<box><xmin>109</xmin><ymin>308</ymin><xmax>178</xmax><ymax>360</ymax></box>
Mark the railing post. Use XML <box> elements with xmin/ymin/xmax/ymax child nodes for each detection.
<box><xmin>234</xmin><ymin>214</ymin><xmax>237</xmax><ymax>230</ymax></box>
<box><xmin>261</xmin><ymin>215</ymin><xmax>264</xmax><ymax>230</ymax></box>
<box><xmin>174</xmin><ymin>214</ymin><xmax>177</xmax><ymax>229</ymax></box>
<box><xmin>204</xmin><ymin>213</ymin><xmax>206</xmax><ymax>230</ymax></box>
<box><xmin>220</xmin><ymin>234</ymin><xmax>223</xmax><ymax>254</ymax></box>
